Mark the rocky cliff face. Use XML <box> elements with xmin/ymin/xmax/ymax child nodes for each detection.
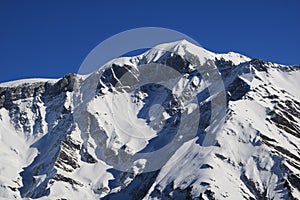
<box><xmin>0</xmin><ymin>40</ymin><xmax>299</xmax><ymax>199</ymax></box>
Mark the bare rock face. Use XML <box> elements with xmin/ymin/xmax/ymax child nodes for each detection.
<box><xmin>0</xmin><ymin>41</ymin><xmax>299</xmax><ymax>199</ymax></box>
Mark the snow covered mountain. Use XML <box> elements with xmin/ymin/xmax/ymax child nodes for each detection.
<box><xmin>0</xmin><ymin>40</ymin><xmax>299</xmax><ymax>200</ymax></box>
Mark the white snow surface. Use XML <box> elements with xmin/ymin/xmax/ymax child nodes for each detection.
<box><xmin>143</xmin><ymin>40</ymin><xmax>251</xmax><ymax>65</ymax></box>
<box><xmin>0</xmin><ymin>78</ymin><xmax>58</xmax><ymax>88</ymax></box>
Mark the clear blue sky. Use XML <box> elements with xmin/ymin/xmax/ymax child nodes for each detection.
<box><xmin>0</xmin><ymin>0</ymin><xmax>299</xmax><ymax>83</ymax></box>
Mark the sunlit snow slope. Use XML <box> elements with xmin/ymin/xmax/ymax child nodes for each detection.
<box><xmin>0</xmin><ymin>40</ymin><xmax>299</xmax><ymax>200</ymax></box>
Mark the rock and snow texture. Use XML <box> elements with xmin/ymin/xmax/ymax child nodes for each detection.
<box><xmin>0</xmin><ymin>40</ymin><xmax>299</xmax><ymax>199</ymax></box>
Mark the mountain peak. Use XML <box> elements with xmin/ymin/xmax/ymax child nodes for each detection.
<box><xmin>144</xmin><ymin>40</ymin><xmax>251</xmax><ymax>66</ymax></box>
<box><xmin>0</xmin><ymin>40</ymin><xmax>299</xmax><ymax>199</ymax></box>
